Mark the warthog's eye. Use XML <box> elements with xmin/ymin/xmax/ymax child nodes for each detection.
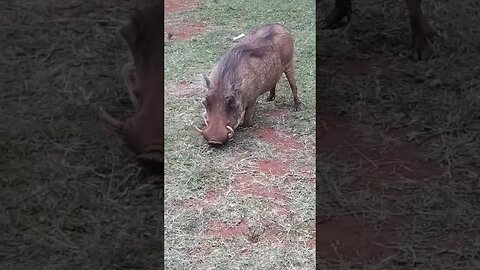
<box><xmin>225</xmin><ymin>96</ymin><xmax>235</xmax><ymax>112</ymax></box>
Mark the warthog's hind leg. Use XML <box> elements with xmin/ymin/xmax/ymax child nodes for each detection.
<box><xmin>406</xmin><ymin>0</ymin><xmax>435</xmax><ymax>61</ymax></box>
<box><xmin>266</xmin><ymin>86</ymin><xmax>276</xmax><ymax>101</ymax></box>
<box><xmin>284</xmin><ymin>65</ymin><xmax>301</xmax><ymax>112</ymax></box>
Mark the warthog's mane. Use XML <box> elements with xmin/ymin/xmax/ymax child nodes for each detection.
<box><xmin>215</xmin><ymin>35</ymin><xmax>276</xmax><ymax>96</ymax></box>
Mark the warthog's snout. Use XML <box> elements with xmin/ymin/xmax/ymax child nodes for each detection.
<box><xmin>195</xmin><ymin>125</ymin><xmax>234</xmax><ymax>147</ymax></box>
<box><xmin>100</xmin><ymin>107</ymin><xmax>164</xmax><ymax>174</ymax></box>
<box><xmin>102</xmin><ymin>3</ymin><xmax>164</xmax><ymax>174</ymax></box>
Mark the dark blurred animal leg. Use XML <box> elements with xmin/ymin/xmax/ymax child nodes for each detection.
<box><xmin>267</xmin><ymin>86</ymin><xmax>276</xmax><ymax>101</ymax></box>
<box><xmin>242</xmin><ymin>105</ymin><xmax>255</xmax><ymax>127</ymax></box>
<box><xmin>406</xmin><ymin>0</ymin><xmax>434</xmax><ymax>61</ymax></box>
<box><xmin>319</xmin><ymin>0</ymin><xmax>352</xmax><ymax>29</ymax></box>
<box><xmin>284</xmin><ymin>65</ymin><xmax>301</xmax><ymax>111</ymax></box>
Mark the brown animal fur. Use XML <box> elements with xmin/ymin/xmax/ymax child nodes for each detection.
<box><xmin>99</xmin><ymin>2</ymin><xmax>164</xmax><ymax>173</ymax></box>
<box><xmin>320</xmin><ymin>0</ymin><xmax>434</xmax><ymax>61</ymax></box>
<box><xmin>197</xmin><ymin>24</ymin><xmax>300</xmax><ymax>146</ymax></box>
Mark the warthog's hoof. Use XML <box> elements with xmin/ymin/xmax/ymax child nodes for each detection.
<box><xmin>412</xmin><ymin>40</ymin><xmax>432</xmax><ymax>61</ymax></box>
<box><xmin>266</xmin><ymin>95</ymin><xmax>275</xmax><ymax>101</ymax></box>
<box><xmin>411</xmin><ymin>30</ymin><xmax>435</xmax><ymax>61</ymax></box>
<box><xmin>293</xmin><ymin>103</ymin><xmax>301</xmax><ymax>112</ymax></box>
<box><xmin>137</xmin><ymin>152</ymin><xmax>164</xmax><ymax>175</ymax></box>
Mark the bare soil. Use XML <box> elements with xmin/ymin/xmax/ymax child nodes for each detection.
<box><xmin>315</xmin><ymin>48</ymin><xmax>467</xmax><ymax>267</ymax></box>
<box><xmin>165</xmin><ymin>22</ymin><xmax>207</xmax><ymax>41</ymax></box>
<box><xmin>164</xmin><ymin>0</ymin><xmax>206</xmax><ymax>41</ymax></box>
<box><xmin>164</xmin><ymin>0</ymin><xmax>201</xmax><ymax>14</ymax></box>
<box><xmin>164</xmin><ymin>0</ymin><xmax>315</xmax><ymax>268</ymax></box>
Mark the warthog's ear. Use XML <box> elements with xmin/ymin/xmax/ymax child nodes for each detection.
<box><xmin>202</xmin><ymin>74</ymin><xmax>211</xmax><ymax>89</ymax></box>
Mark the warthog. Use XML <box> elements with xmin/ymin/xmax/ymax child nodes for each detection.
<box><xmin>99</xmin><ymin>2</ymin><xmax>163</xmax><ymax>173</ymax></box>
<box><xmin>196</xmin><ymin>23</ymin><xmax>301</xmax><ymax>146</ymax></box>
<box><xmin>320</xmin><ymin>0</ymin><xmax>435</xmax><ymax>61</ymax></box>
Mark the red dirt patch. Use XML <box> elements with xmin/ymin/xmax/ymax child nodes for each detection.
<box><xmin>206</xmin><ymin>188</ymin><xmax>226</xmax><ymax>203</ymax></box>
<box><xmin>266</xmin><ymin>202</ymin><xmax>291</xmax><ymax>217</ymax></box>
<box><xmin>165</xmin><ymin>22</ymin><xmax>207</xmax><ymax>41</ymax></box>
<box><xmin>265</xmin><ymin>108</ymin><xmax>290</xmax><ymax>118</ymax></box>
<box><xmin>169</xmin><ymin>80</ymin><xmax>202</xmax><ymax>98</ymax></box>
<box><xmin>317</xmin><ymin>113</ymin><xmax>443</xmax><ymax>187</ymax></box>
<box><xmin>176</xmin><ymin>80</ymin><xmax>190</xmax><ymax>90</ymax></box>
<box><xmin>317</xmin><ymin>215</ymin><xmax>406</xmax><ymax>262</ymax></box>
<box><xmin>316</xmin><ymin>112</ymin><xmax>444</xmax><ymax>262</ymax></box>
<box><xmin>257</xmin><ymin>160</ymin><xmax>291</xmax><ymax>176</ymax></box>
<box><xmin>203</xmin><ymin>220</ymin><xmax>248</xmax><ymax>239</ymax></box>
<box><xmin>164</xmin><ymin>0</ymin><xmax>200</xmax><ymax>14</ymax></box>
<box><xmin>179</xmin><ymin>187</ymin><xmax>227</xmax><ymax>209</ymax></box>
<box><xmin>258</xmin><ymin>127</ymin><xmax>303</xmax><ymax>153</ymax></box>
<box><xmin>234</xmin><ymin>175</ymin><xmax>288</xmax><ymax>201</ymax></box>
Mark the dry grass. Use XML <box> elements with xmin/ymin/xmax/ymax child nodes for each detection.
<box><xmin>164</xmin><ymin>0</ymin><xmax>316</xmax><ymax>269</ymax></box>
<box><xmin>317</xmin><ymin>0</ymin><xmax>480</xmax><ymax>268</ymax></box>
<box><xmin>1</xmin><ymin>1</ymin><xmax>162</xmax><ymax>269</ymax></box>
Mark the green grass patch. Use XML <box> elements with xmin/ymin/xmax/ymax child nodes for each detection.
<box><xmin>165</xmin><ymin>0</ymin><xmax>316</xmax><ymax>269</ymax></box>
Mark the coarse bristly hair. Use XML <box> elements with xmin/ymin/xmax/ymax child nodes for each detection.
<box><xmin>213</xmin><ymin>25</ymin><xmax>278</xmax><ymax>95</ymax></box>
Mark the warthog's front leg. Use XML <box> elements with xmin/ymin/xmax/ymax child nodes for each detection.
<box><xmin>319</xmin><ymin>0</ymin><xmax>352</xmax><ymax>29</ymax></box>
<box><xmin>406</xmin><ymin>0</ymin><xmax>435</xmax><ymax>61</ymax></box>
<box><xmin>242</xmin><ymin>103</ymin><xmax>256</xmax><ymax>127</ymax></box>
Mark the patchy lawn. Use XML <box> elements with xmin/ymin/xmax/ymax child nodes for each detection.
<box><xmin>1</xmin><ymin>1</ymin><xmax>162</xmax><ymax>269</ymax></box>
<box><xmin>164</xmin><ymin>0</ymin><xmax>315</xmax><ymax>269</ymax></box>
<box><xmin>317</xmin><ymin>0</ymin><xmax>480</xmax><ymax>269</ymax></box>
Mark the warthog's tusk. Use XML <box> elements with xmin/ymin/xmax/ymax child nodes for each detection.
<box><xmin>195</xmin><ymin>126</ymin><xmax>204</xmax><ymax>135</ymax></box>
<box><xmin>226</xmin><ymin>126</ymin><xmax>234</xmax><ymax>139</ymax></box>
<box><xmin>202</xmin><ymin>111</ymin><xmax>208</xmax><ymax>126</ymax></box>
<box><xmin>99</xmin><ymin>107</ymin><xmax>124</xmax><ymax>135</ymax></box>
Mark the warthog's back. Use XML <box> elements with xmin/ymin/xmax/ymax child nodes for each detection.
<box><xmin>241</xmin><ymin>23</ymin><xmax>294</xmax><ymax>66</ymax></box>
<box><xmin>210</xmin><ymin>24</ymin><xmax>294</xmax><ymax>100</ymax></box>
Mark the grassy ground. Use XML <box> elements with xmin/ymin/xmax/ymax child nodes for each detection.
<box><xmin>164</xmin><ymin>0</ymin><xmax>315</xmax><ymax>269</ymax></box>
<box><xmin>317</xmin><ymin>0</ymin><xmax>480</xmax><ymax>268</ymax></box>
<box><xmin>1</xmin><ymin>1</ymin><xmax>162</xmax><ymax>269</ymax></box>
